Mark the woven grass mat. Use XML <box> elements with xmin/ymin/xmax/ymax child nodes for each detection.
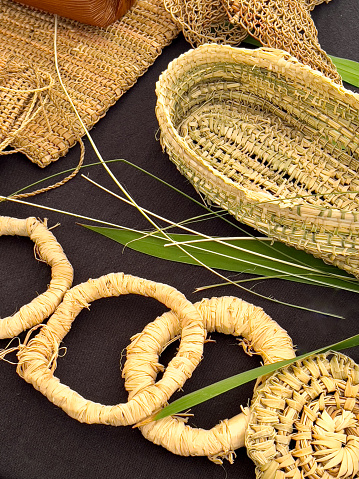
<box><xmin>0</xmin><ymin>0</ymin><xmax>179</xmax><ymax>167</ymax></box>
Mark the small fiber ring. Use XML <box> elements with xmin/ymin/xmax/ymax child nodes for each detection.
<box><xmin>0</xmin><ymin>216</ymin><xmax>73</xmax><ymax>339</ymax></box>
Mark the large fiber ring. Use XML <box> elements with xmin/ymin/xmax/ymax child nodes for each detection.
<box><xmin>0</xmin><ymin>216</ymin><xmax>73</xmax><ymax>339</ymax></box>
<box><xmin>124</xmin><ymin>296</ymin><xmax>296</xmax><ymax>463</ymax></box>
<box><xmin>16</xmin><ymin>273</ymin><xmax>205</xmax><ymax>426</ymax></box>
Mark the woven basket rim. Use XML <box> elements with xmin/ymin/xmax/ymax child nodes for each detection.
<box><xmin>156</xmin><ymin>44</ymin><xmax>359</xmax><ymax>223</ymax></box>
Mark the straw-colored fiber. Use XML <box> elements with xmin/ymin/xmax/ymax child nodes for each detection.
<box><xmin>0</xmin><ymin>216</ymin><xmax>73</xmax><ymax>339</ymax></box>
<box><xmin>156</xmin><ymin>44</ymin><xmax>359</xmax><ymax>278</ymax></box>
<box><xmin>163</xmin><ymin>0</ymin><xmax>247</xmax><ymax>47</ymax></box>
<box><xmin>12</xmin><ymin>0</ymin><xmax>136</xmax><ymax>27</ymax></box>
<box><xmin>0</xmin><ymin>0</ymin><xmax>179</xmax><ymax>166</ymax></box>
<box><xmin>163</xmin><ymin>0</ymin><xmax>338</xmax><ymax>82</ymax></box>
<box><xmin>16</xmin><ymin>273</ymin><xmax>205</xmax><ymax>426</ymax></box>
<box><xmin>246</xmin><ymin>351</ymin><xmax>359</xmax><ymax>479</ymax></box>
<box><xmin>124</xmin><ymin>296</ymin><xmax>295</xmax><ymax>463</ymax></box>
<box><xmin>225</xmin><ymin>0</ymin><xmax>339</xmax><ymax>82</ymax></box>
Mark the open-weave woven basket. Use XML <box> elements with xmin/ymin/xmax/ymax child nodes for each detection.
<box><xmin>246</xmin><ymin>351</ymin><xmax>359</xmax><ymax>479</ymax></box>
<box><xmin>155</xmin><ymin>44</ymin><xmax>359</xmax><ymax>278</ymax></box>
<box><xmin>163</xmin><ymin>0</ymin><xmax>339</xmax><ymax>82</ymax></box>
<box><xmin>0</xmin><ymin>0</ymin><xmax>179</xmax><ymax>166</ymax></box>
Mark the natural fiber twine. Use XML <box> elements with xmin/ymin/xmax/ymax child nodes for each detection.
<box><xmin>16</xmin><ymin>273</ymin><xmax>206</xmax><ymax>426</ymax></box>
<box><xmin>246</xmin><ymin>351</ymin><xmax>359</xmax><ymax>479</ymax></box>
<box><xmin>0</xmin><ymin>0</ymin><xmax>179</xmax><ymax>167</ymax></box>
<box><xmin>163</xmin><ymin>0</ymin><xmax>339</xmax><ymax>82</ymax></box>
<box><xmin>124</xmin><ymin>296</ymin><xmax>295</xmax><ymax>463</ymax></box>
<box><xmin>0</xmin><ymin>216</ymin><xmax>73</xmax><ymax>339</ymax></box>
<box><xmin>155</xmin><ymin>44</ymin><xmax>359</xmax><ymax>278</ymax></box>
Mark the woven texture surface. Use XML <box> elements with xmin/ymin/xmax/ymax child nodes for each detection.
<box><xmin>163</xmin><ymin>0</ymin><xmax>339</xmax><ymax>82</ymax></box>
<box><xmin>163</xmin><ymin>0</ymin><xmax>248</xmax><ymax>46</ymax></box>
<box><xmin>0</xmin><ymin>0</ymin><xmax>179</xmax><ymax>166</ymax></box>
<box><xmin>225</xmin><ymin>0</ymin><xmax>339</xmax><ymax>82</ymax></box>
<box><xmin>246</xmin><ymin>351</ymin><xmax>359</xmax><ymax>479</ymax></box>
<box><xmin>155</xmin><ymin>44</ymin><xmax>359</xmax><ymax>278</ymax></box>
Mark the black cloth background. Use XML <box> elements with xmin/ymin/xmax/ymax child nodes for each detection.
<box><xmin>1</xmin><ymin>1</ymin><xmax>359</xmax><ymax>478</ymax></box>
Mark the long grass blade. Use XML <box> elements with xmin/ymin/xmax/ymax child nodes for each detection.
<box><xmin>81</xmin><ymin>226</ymin><xmax>359</xmax><ymax>294</ymax></box>
<box><xmin>154</xmin><ymin>334</ymin><xmax>359</xmax><ymax>420</ymax></box>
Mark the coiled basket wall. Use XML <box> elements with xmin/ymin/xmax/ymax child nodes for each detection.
<box><xmin>155</xmin><ymin>44</ymin><xmax>359</xmax><ymax>278</ymax></box>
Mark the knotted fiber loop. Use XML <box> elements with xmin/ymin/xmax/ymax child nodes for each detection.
<box><xmin>156</xmin><ymin>44</ymin><xmax>359</xmax><ymax>278</ymax></box>
<box><xmin>246</xmin><ymin>351</ymin><xmax>359</xmax><ymax>479</ymax></box>
<box><xmin>0</xmin><ymin>216</ymin><xmax>73</xmax><ymax>339</ymax></box>
<box><xmin>124</xmin><ymin>296</ymin><xmax>295</xmax><ymax>463</ymax></box>
<box><xmin>16</xmin><ymin>273</ymin><xmax>206</xmax><ymax>426</ymax></box>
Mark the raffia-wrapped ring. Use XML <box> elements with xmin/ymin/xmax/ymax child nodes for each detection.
<box><xmin>16</xmin><ymin>273</ymin><xmax>205</xmax><ymax>426</ymax></box>
<box><xmin>0</xmin><ymin>216</ymin><xmax>73</xmax><ymax>339</ymax></box>
<box><xmin>124</xmin><ymin>296</ymin><xmax>296</xmax><ymax>463</ymax></box>
<box><xmin>246</xmin><ymin>351</ymin><xmax>359</xmax><ymax>479</ymax></box>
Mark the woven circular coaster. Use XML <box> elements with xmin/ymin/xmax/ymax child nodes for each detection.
<box><xmin>156</xmin><ymin>43</ymin><xmax>359</xmax><ymax>278</ymax></box>
<box><xmin>124</xmin><ymin>296</ymin><xmax>295</xmax><ymax>463</ymax></box>
<box><xmin>16</xmin><ymin>273</ymin><xmax>205</xmax><ymax>426</ymax></box>
<box><xmin>0</xmin><ymin>216</ymin><xmax>73</xmax><ymax>339</ymax></box>
<box><xmin>246</xmin><ymin>351</ymin><xmax>359</xmax><ymax>479</ymax></box>
<box><xmin>0</xmin><ymin>0</ymin><xmax>179</xmax><ymax>166</ymax></box>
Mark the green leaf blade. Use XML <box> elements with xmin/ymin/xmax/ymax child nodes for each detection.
<box><xmin>154</xmin><ymin>333</ymin><xmax>359</xmax><ymax>420</ymax></box>
<box><xmin>81</xmin><ymin>225</ymin><xmax>359</xmax><ymax>293</ymax></box>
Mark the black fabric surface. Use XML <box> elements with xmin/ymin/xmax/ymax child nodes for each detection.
<box><xmin>1</xmin><ymin>2</ymin><xmax>359</xmax><ymax>478</ymax></box>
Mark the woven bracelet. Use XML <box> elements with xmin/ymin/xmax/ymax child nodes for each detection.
<box><xmin>246</xmin><ymin>351</ymin><xmax>359</xmax><ymax>479</ymax></box>
<box><xmin>16</xmin><ymin>273</ymin><xmax>206</xmax><ymax>426</ymax></box>
<box><xmin>0</xmin><ymin>216</ymin><xmax>73</xmax><ymax>339</ymax></box>
<box><xmin>124</xmin><ymin>296</ymin><xmax>296</xmax><ymax>463</ymax></box>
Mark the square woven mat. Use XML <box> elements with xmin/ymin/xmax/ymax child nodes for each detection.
<box><xmin>0</xmin><ymin>0</ymin><xmax>179</xmax><ymax>166</ymax></box>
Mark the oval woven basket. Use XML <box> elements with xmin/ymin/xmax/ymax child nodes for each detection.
<box><xmin>155</xmin><ymin>44</ymin><xmax>359</xmax><ymax>278</ymax></box>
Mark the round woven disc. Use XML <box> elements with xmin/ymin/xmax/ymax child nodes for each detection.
<box><xmin>246</xmin><ymin>351</ymin><xmax>359</xmax><ymax>479</ymax></box>
<box><xmin>16</xmin><ymin>273</ymin><xmax>205</xmax><ymax>426</ymax></box>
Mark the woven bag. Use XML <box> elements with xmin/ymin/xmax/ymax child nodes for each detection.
<box><xmin>224</xmin><ymin>0</ymin><xmax>340</xmax><ymax>82</ymax></box>
<box><xmin>155</xmin><ymin>44</ymin><xmax>359</xmax><ymax>278</ymax></box>
<box><xmin>12</xmin><ymin>0</ymin><xmax>135</xmax><ymax>27</ymax></box>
